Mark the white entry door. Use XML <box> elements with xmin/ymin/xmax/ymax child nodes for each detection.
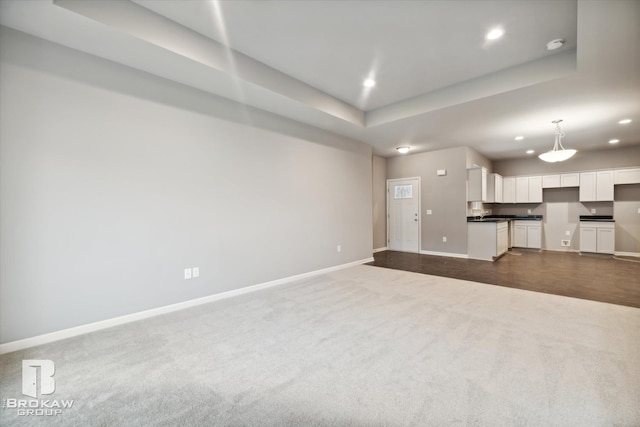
<box><xmin>387</xmin><ymin>178</ymin><xmax>420</xmax><ymax>252</ymax></box>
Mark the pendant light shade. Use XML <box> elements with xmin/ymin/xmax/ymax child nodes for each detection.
<box><xmin>538</xmin><ymin>120</ymin><xmax>576</xmax><ymax>162</ymax></box>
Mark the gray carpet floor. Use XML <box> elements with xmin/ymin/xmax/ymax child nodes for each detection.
<box><xmin>1</xmin><ymin>265</ymin><xmax>639</xmax><ymax>426</ymax></box>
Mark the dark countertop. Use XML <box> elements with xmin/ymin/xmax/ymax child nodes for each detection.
<box><xmin>467</xmin><ymin>218</ymin><xmax>509</xmax><ymax>223</ymax></box>
<box><xmin>467</xmin><ymin>215</ymin><xmax>542</xmax><ymax>222</ymax></box>
<box><xmin>579</xmin><ymin>215</ymin><xmax>615</xmax><ymax>222</ymax></box>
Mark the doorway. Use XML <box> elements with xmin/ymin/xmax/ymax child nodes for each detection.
<box><xmin>387</xmin><ymin>177</ymin><xmax>421</xmax><ymax>253</ymax></box>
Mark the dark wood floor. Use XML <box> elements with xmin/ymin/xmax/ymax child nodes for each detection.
<box><xmin>367</xmin><ymin>250</ymin><xmax>640</xmax><ymax>308</ymax></box>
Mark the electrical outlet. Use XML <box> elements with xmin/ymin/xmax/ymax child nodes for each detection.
<box><xmin>184</xmin><ymin>268</ymin><xmax>192</xmax><ymax>280</ymax></box>
<box><xmin>192</xmin><ymin>267</ymin><xmax>200</xmax><ymax>278</ymax></box>
<box><xmin>565</xmin><ymin>231</ymin><xmax>571</xmax><ymax>236</ymax></box>
<box><xmin>426</xmin><ymin>210</ymin><xmax>432</xmax><ymax>215</ymax></box>
<box><xmin>337</xmin><ymin>245</ymin><xmax>341</xmax><ymax>253</ymax></box>
<box><xmin>442</xmin><ymin>236</ymin><xmax>447</xmax><ymax>243</ymax></box>
<box><xmin>591</xmin><ymin>208</ymin><xmax>596</xmax><ymax>214</ymax></box>
<box><xmin>561</xmin><ymin>240</ymin><xmax>570</xmax><ymax>247</ymax></box>
<box><xmin>637</xmin><ymin>208</ymin><xmax>640</xmax><ymax>214</ymax></box>
<box><xmin>527</xmin><ymin>209</ymin><xmax>532</xmax><ymax>214</ymax></box>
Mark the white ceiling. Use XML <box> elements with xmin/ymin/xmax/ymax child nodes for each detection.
<box><xmin>1</xmin><ymin>0</ymin><xmax>638</xmax><ymax>160</ymax></box>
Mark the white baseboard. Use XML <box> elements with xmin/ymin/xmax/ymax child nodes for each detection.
<box><xmin>373</xmin><ymin>247</ymin><xmax>387</xmax><ymax>253</ymax></box>
<box><xmin>0</xmin><ymin>257</ymin><xmax>374</xmax><ymax>355</ymax></box>
<box><xmin>614</xmin><ymin>251</ymin><xmax>640</xmax><ymax>258</ymax></box>
<box><xmin>541</xmin><ymin>248</ymin><xmax>580</xmax><ymax>253</ymax></box>
<box><xmin>420</xmin><ymin>250</ymin><xmax>469</xmax><ymax>259</ymax></box>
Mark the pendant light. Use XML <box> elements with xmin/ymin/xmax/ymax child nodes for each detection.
<box><xmin>538</xmin><ymin>120</ymin><xmax>576</xmax><ymax>162</ymax></box>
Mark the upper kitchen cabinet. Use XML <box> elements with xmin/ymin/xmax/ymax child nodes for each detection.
<box><xmin>502</xmin><ymin>176</ymin><xmax>542</xmax><ymax>203</ymax></box>
<box><xmin>542</xmin><ymin>173</ymin><xmax>579</xmax><ymax>188</ymax></box>
<box><xmin>486</xmin><ymin>173</ymin><xmax>503</xmax><ymax>203</ymax></box>
<box><xmin>503</xmin><ymin>177</ymin><xmax>516</xmax><ymax>203</ymax></box>
<box><xmin>561</xmin><ymin>173</ymin><xmax>580</xmax><ymax>187</ymax></box>
<box><xmin>614</xmin><ymin>168</ymin><xmax>640</xmax><ymax>185</ymax></box>
<box><xmin>467</xmin><ymin>167</ymin><xmax>487</xmax><ymax>202</ymax></box>
<box><xmin>515</xmin><ymin>176</ymin><xmax>542</xmax><ymax>203</ymax></box>
<box><xmin>580</xmin><ymin>171</ymin><xmax>614</xmax><ymax>201</ymax></box>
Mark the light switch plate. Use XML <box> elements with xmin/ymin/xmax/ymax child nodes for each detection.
<box><xmin>184</xmin><ymin>268</ymin><xmax>192</xmax><ymax>280</ymax></box>
<box><xmin>192</xmin><ymin>267</ymin><xmax>199</xmax><ymax>278</ymax></box>
<box><xmin>426</xmin><ymin>210</ymin><xmax>432</xmax><ymax>215</ymax></box>
<box><xmin>437</xmin><ymin>169</ymin><xmax>447</xmax><ymax>176</ymax></box>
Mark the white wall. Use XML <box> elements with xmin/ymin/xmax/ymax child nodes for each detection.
<box><xmin>0</xmin><ymin>28</ymin><xmax>373</xmax><ymax>344</ymax></box>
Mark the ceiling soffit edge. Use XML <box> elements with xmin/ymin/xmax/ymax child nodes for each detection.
<box><xmin>365</xmin><ymin>50</ymin><xmax>577</xmax><ymax>128</ymax></box>
<box><xmin>53</xmin><ymin>0</ymin><xmax>365</xmax><ymax>127</ymax></box>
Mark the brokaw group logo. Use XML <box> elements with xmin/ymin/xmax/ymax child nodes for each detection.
<box><xmin>23</xmin><ymin>359</ymin><xmax>56</xmax><ymax>398</ymax></box>
<box><xmin>2</xmin><ymin>360</ymin><xmax>75</xmax><ymax>417</ymax></box>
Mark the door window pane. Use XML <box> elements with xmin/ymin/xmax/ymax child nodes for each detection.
<box><xmin>394</xmin><ymin>185</ymin><xmax>413</xmax><ymax>199</ymax></box>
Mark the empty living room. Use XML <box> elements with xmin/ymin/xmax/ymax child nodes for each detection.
<box><xmin>1</xmin><ymin>1</ymin><xmax>639</xmax><ymax>426</ymax></box>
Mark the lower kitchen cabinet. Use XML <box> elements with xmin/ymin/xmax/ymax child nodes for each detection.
<box><xmin>512</xmin><ymin>221</ymin><xmax>541</xmax><ymax>249</ymax></box>
<box><xmin>580</xmin><ymin>222</ymin><xmax>615</xmax><ymax>254</ymax></box>
<box><xmin>467</xmin><ymin>221</ymin><xmax>509</xmax><ymax>261</ymax></box>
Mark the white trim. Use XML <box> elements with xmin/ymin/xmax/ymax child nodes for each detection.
<box><xmin>420</xmin><ymin>250</ymin><xmax>469</xmax><ymax>259</ymax></box>
<box><xmin>373</xmin><ymin>247</ymin><xmax>388</xmax><ymax>253</ymax></box>
<box><xmin>614</xmin><ymin>251</ymin><xmax>640</xmax><ymax>258</ymax></box>
<box><xmin>0</xmin><ymin>257</ymin><xmax>374</xmax><ymax>355</ymax></box>
<box><xmin>541</xmin><ymin>248</ymin><xmax>580</xmax><ymax>253</ymax></box>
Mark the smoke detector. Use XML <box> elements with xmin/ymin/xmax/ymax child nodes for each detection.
<box><xmin>546</xmin><ymin>39</ymin><xmax>565</xmax><ymax>50</ymax></box>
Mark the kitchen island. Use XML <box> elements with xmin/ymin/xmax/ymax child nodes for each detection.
<box><xmin>467</xmin><ymin>219</ymin><xmax>509</xmax><ymax>261</ymax></box>
<box><xmin>467</xmin><ymin>215</ymin><xmax>543</xmax><ymax>261</ymax></box>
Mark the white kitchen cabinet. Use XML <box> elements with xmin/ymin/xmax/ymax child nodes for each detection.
<box><xmin>614</xmin><ymin>168</ymin><xmax>640</xmax><ymax>184</ymax></box>
<box><xmin>527</xmin><ymin>225</ymin><xmax>542</xmax><ymax>248</ymax></box>
<box><xmin>580</xmin><ymin>226</ymin><xmax>597</xmax><ymax>252</ymax></box>
<box><xmin>580</xmin><ymin>172</ymin><xmax>596</xmax><ymax>201</ymax></box>
<box><xmin>597</xmin><ymin>227</ymin><xmax>615</xmax><ymax>254</ymax></box>
<box><xmin>512</xmin><ymin>220</ymin><xmax>541</xmax><ymax>249</ymax></box>
<box><xmin>467</xmin><ymin>167</ymin><xmax>487</xmax><ymax>202</ymax></box>
<box><xmin>597</xmin><ymin>171</ymin><xmax>614</xmax><ymax>200</ymax></box>
<box><xmin>468</xmin><ymin>221</ymin><xmax>509</xmax><ymax>261</ymax></box>
<box><xmin>542</xmin><ymin>174</ymin><xmax>561</xmax><ymax>188</ymax></box>
<box><xmin>561</xmin><ymin>173</ymin><xmax>580</xmax><ymax>187</ymax></box>
<box><xmin>516</xmin><ymin>177</ymin><xmax>529</xmax><ymax>203</ymax></box>
<box><xmin>497</xmin><ymin>223</ymin><xmax>509</xmax><ymax>255</ymax></box>
<box><xmin>580</xmin><ymin>171</ymin><xmax>614</xmax><ymax>201</ymax></box>
<box><xmin>513</xmin><ymin>224</ymin><xmax>527</xmax><ymax>247</ymax></box>
<box><xmin>529</xmin><ymin>176</ymin><xmax>542</xmax><ymax>202</ymax></box>
<box><xmin>579</xmin><ymin>222</ymin><xmax>615</xmax><ymax>254</ymax></box>
<box><xmin>503</xmin><ymin>177</ymin><xmax>516</xmax><ymax>203</ymax></box>
<box><xmin>542</xmin><ymin>173</ymin><xmax>579</xmax><ymax>188</ymax></box>
<box><xmin>513</xmin><ymin>176</ymin><xmax>542</xmax><ymax>203</ymax></box>
<box><xmin>486</xmin><ymin>173</ymin><xmax>503</xmax><ymax>203</ymax></box>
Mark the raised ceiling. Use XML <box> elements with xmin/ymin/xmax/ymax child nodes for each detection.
<box><xmin>1</xmin><ymin>0</ymin><xmax>638</xmax><ymax>159</ymax></box>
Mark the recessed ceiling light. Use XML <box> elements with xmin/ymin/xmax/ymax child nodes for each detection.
<box><xmin>618</xmin><ymin>119</ymin><xmax>632</xmax><ymax>124</ymax></box>
<box><xmin>514</xmin><ymin>136</ymin><xmax>524</xmax><ymax>141</ymax></box>
<box><xmin>546</xmin><ymin>39</ymin><xmax>565</xmax><ymax>50</ymax></box>
<box><xmin>526</xmin><ymin>149</ymin><xmax>535</xmax><ymax>154</ymax></box>
<box><xmin>396</xmin><ymin>146</ymin><xmax>410</xmax><ymax>154</ymax></box>
<box><xmin>363</xmin><ymin>78</ymin><xmax>376</xmax><ymax>88</ymax></box>
<box><xmin>609</xmin><ymin>139</ymin><xmax>620</xmax><ymax>144</ymax></box>
<box><xmin>486</xmin><ymin>28</ymin><xmax>504</xmax><ymax>40</ymax></box>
